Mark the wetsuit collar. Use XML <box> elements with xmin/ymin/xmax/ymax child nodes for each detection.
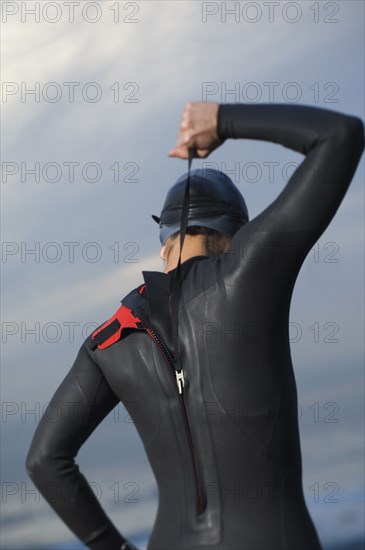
<box><xmin>141</xmin><ymin>255</ymin><xmax>207</xmax><ymax>353</ymax></box>
<box><xmin>165</xmin><ymin>254</ymin><xmax>208</xmax><ymax>276</ymax></box>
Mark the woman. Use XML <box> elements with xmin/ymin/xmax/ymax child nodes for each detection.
<box><xmin>26</xmin><ymin>102</ymin><xmax>364</xmax><ymax>550</ymax></box>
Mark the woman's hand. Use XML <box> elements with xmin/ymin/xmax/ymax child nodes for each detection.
<box><xmin>168</xmin><ymin>101</ymin><xmax>224</xmax><ymax>159</ymax></box>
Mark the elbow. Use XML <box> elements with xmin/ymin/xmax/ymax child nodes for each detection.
<box><xmin>345</xmin><ymin>114</ymin><xmax>364</xmax><ymax>147</ymax></box>
<box><xmin>25</xmin><ymin>444</ymin><xmax>65</xmax><ymax>486</ymax></box>
<box><xmin>335</xmin><ymin>114</ymin><xmax>365</xmax><ymax>156</ymax></box>
<box><xmin>25</xmin><ymin>445</ymin><xmax>50</xmax><ymax>484</ymax></box>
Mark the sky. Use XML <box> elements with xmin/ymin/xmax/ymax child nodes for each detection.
<box><xmin>1</xmin><ymin>1</ymin><xmax>364</xmax><ymax>548</ymax></box>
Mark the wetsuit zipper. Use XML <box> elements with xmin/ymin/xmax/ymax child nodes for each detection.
<box><xmin>137</xmin><ymin>316</ymin><xmax>205</xmax><ymax>516</ymax></box>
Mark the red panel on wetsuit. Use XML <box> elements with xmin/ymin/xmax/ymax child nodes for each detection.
<box><xmin>91</xmin><ymin>304</ymin><xmax>142</xmax><ymax>350</ymax></box>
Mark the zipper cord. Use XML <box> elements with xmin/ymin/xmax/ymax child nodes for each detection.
<box><xmin>169</xmin><ymin>149</ymin><xmax>194</xmax><ymax>393</ymax></box>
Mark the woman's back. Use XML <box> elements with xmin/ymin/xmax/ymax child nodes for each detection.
<box><xmin>88</xmin><ymin>237</ymin><xmax>317</xmax><ymax>549</ymax></box>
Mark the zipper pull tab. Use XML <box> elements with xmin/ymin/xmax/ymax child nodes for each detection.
<box><xmin>175</xmin><ymin>369</ymin><xmax>185</xmax><ymax>394</ymax></box>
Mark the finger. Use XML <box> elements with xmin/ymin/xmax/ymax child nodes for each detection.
<box><xmin>168</xmin><ymin>145</ymin><xmax>189</xmax><ymax>159</ymax></box>
<box><xmin>180</xmin><ymin>130</ymin><xmax>194</xmax><ymax>146</ymax></box>
<box><xmin>168</xmin><ymin>151</ymin><xmax>189</xmax><ymax>159</ymax></box>
<box><xmin>196</xmin><ymin>149</ymin><xmax>211</xmax><ymax>158</ymax></box>
<box><xmin>169</xmin><ymin>150</ymin><xmax>189</xmax><ymax>159</ymax></box>
<box><xmin>180</xmin><ymin>118</ymin><xmax>189</xmax><ymax>130</ymax></box>
<box><xmin>174</xmin><ymin>131</ymin><xmax>193</xmax><ymax>150</ymax></box>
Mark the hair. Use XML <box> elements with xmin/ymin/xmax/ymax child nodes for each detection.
<box><xmin>164</xmin><ymin>225</ymin><xmax>231</xmax><ymax>264</ymax></box>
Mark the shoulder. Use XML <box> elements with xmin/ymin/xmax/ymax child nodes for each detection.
<box><xmin>88</xmin><ymin>284</ymin><xmax>147</xmax><ymax>351</ymax></box>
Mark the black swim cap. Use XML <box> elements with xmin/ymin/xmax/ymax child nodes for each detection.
<box><xmin>152</xmin><ymin>168</ymin><xmax>249</xmax><ymax>246</ymax></box>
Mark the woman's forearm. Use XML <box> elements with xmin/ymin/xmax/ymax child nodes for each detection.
<box><xmin>217</xmin><ymin>103</ymin><xmax>364</xmax><ymax>253</ymax></box>
<box><xmin>25</xmin><ymin>342</ymin><xmax>126</xmax><ymax>550</ymax></box>
<box><xmin>217</xmin><ymin>103</ymin><xmax>364</xmax><ymax>158</ymax></box>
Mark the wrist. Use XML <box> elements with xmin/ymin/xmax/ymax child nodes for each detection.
<box><xmin>216</xmin><ymin>103</ymin><xmax>224</xmax><ymax>140</ymax></box>
<box><xmin>217</xmin><ymin>103</ymin><xmax>235</xmax><ymax>140</ymax></box>
<box><xmin>217</xmin><ymin>103</ymin><xmax>242</xmax><ymax>141</ymax></box>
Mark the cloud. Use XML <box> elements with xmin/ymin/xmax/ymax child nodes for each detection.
<box><xmin>21</xmin><ymin>254</ymin><xmax>160</xmax><ymax>319</ymax></box>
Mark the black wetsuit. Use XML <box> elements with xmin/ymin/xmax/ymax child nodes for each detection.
<box><xmin>26</xmin><ymin>104</ymin><xmax>364</xmax><ymax>550</ymax></box>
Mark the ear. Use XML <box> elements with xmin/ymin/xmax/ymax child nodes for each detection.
<box><xmin>160</xmin><ymin>244</ymin><xmax>166</xmax><ymax>261</ymax></box>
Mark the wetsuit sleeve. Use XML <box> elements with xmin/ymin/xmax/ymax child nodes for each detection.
<box><xmin>25</xmin><ymin>338</ymin><xmax>127</xmax><ymax>550</ymax></box>
<box><xmin>217</xmin><ymin>104</ymin><xmax>364</xmax><ymax>272</ymax></box>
